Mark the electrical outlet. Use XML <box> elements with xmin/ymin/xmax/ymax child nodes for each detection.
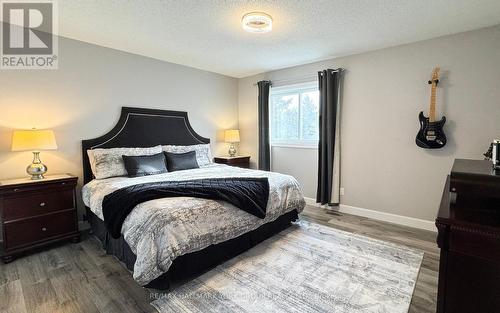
<box><xmin>339</xmin><ymin>187</ymin><xmax>345</xmax><ymax>196</ymax></box>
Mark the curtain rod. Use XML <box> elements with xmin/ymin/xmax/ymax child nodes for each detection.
<box><xmin>253</xmin><ymin>68</ymin><xmax>344</xmax><ymax>86</ymax></box>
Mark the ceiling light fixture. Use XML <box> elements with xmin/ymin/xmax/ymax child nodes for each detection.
<box><xmin>242</xmin><ymin>12</ymin><xmax>273</xmax><ymax>33</ymax></box>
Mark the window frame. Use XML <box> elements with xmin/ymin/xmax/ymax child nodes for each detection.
<box><xmin>269</xmin><ymin>81</ymin><xmax>319</xmax><ymax>148</ymax></box>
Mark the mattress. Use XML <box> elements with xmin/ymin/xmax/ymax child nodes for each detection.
<box><xmin>82</xmin><ymin>164</ymin><xmax>305</xmax><ymax>285</ymax></box>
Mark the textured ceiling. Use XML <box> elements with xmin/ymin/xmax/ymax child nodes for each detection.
<box><xmin>52</xmin><ymin>1</ymin><xmax>500</xmax><ymax>77</ymax></box>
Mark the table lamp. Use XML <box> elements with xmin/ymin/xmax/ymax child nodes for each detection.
<box><xmin>224</xmin><ymin>129</ymin><xmax>240</xmax><ymax>157</ymax></box>
<box><xmin>11</xmin><ymin>129</ymin><xmax>58</xmax><ymax>180</ymax></box>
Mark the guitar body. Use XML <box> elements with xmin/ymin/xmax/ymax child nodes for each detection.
<box><xmin>416</xmin><ymin>111</ymin><xmax>447</xmax><ymax>149</ymax></box>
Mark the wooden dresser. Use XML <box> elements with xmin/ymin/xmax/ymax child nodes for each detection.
<box><xmin>214</xmin><ymin>156</ymin><xmax>251</xmax><ymax>168</ymax></box>
<box><xmin>436</xmin><ymin>159</ymin><xmax>500</xmax><ymax>313</ymax></box>
<box><xmin>0</xmin><ymin>174</ymin><xmax>79</xmax><ymax>263</ymax></box>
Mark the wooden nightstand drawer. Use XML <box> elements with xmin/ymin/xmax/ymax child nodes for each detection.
<box><xmin>214</xmin><ymin>156</ymin><xmax>250</xmax><ymax>168</ymax></box>
<box><xmin>0</xmin><ymin>179</ymin><xmax>75</xmax><ymax>196</ymax></box>
<box><xmin>0</xmin><ymin>174</ymin><xmax>80</xmax><ymax>263</ymax></box>
<box><xmin>4</xmin><ymin>210</ymin><xmax>77</xmax><ymax>250</ymax></box>
<box><xmin>3</xmin><ymin>189</ymin><xmax>74</xmax><ymax>221</ymax></box>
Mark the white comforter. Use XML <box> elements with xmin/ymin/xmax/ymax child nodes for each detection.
<box><xmin>82</xmin><ymin>164</ymin><xmax>305</xmax><ymax>285</ymax></box>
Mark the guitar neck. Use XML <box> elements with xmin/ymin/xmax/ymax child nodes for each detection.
<box><xmin>429</xmin><ymin>82</ymin><xmax>437</xmax><ymax>122</ymax></box>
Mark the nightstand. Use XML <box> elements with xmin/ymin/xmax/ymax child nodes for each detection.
<box><xmin>214</xmin><ymin>156</ymin><xmax>251</xmax><ymax>168</ymax></box>
<box><xmin>0</xmin><ymin>174</ymin><xmax>79</xmax><ymax>263</ymax></box>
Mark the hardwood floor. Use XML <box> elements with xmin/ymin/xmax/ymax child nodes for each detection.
<box><xmin>0</xmin><ymin>205</ymin><xmax>438</xmax><ymax>313</ymax></box>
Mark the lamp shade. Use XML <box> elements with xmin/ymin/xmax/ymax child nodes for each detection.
<box><xmin>224</xmin><ymin>129</ymin><xmax>240</xmax><ymax>143</ymax></box>
<box><xmin>11</xmin><ymin>130</ymin><xmax>58</xmax><ymax>151</ymax></box>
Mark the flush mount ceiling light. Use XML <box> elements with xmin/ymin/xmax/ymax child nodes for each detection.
<box><xmin>242</xmin><ymin>12</ymin><xmax>273</xmax><ymax>33</ymax></box>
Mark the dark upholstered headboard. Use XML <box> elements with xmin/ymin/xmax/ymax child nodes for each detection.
<box><xmin>81</xmin><ymin>107</ymin><xmax>210</xmax><ymax>184</ymax></box>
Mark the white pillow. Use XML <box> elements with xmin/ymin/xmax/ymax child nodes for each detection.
<box><xmin>89</xmin><ymin>146</ymin><xmax>162</xmax><ymax>180</ymax></box>
<box><xmin>162</xmin><ymin>144</ymin><xmax>213</xmax><ymax>167</ymax></box>
<box><xmin>87</xmin><ymin>149</ymin><xmax>97</xmax><ymax>177</ymax></box>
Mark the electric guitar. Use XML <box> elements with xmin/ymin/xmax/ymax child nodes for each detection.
<box><xmin>416</xmin><ymin>67</ymin><xmax>447</xmax><ymax>149</ymax></box>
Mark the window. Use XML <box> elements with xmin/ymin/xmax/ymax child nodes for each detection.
<box><xmin>270</xmin><ymin>82</ymin><xmax>319</xmax><ymax>146</ymax></box>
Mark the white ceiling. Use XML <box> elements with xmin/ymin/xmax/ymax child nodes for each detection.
<box><xmin>53</xmin><ymin>1</ymin><xmax>500</xmax><ymax>78</ymax></box>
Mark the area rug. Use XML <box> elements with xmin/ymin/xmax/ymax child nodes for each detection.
<box><xmin>151</xmin><ymin>221</ymin><xmax>424</xmax><ymax>313</ymax></box>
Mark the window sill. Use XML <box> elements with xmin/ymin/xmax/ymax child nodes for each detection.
<box><xmin>271</xmin><ymin>143</ymin><xmax>318</xmax><ymax>149</ymax></box>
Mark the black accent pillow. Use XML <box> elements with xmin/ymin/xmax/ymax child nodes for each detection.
<box><xmin>122</xmin><ymin>153</ymin><xmax>168</xmax><ymax>177</ymax></box>
<box><xmin>164</xmin><ymin>151</ymin><xmax>199</xmax><ymax>172</ymax></box>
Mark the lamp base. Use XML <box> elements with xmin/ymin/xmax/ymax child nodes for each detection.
<box><xmin>228</xmin><ymin>143</ymin><xmax>237</xmax><ymax>157</ymax></box>
<box><xmin>26</xmin><ymin>152</ymin><xmax>47</xmax><ymax>180</ymax></box>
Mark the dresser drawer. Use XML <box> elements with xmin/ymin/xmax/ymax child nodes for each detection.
<box><xmin>4</xmin><ymin>210</ymin><xmax>77</xmax><ymax>250</ymax></box>
<box><xmin>0</xmin><ymin>179</ymin><xmax>76</xmax><ymax>196</ymax></box>
<box><xmin>3</xmin><ymin>189</ymin><xmax>74</xmax><ymax>221</ymax></box>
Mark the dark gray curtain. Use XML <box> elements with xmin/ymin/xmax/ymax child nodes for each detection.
<box><xmin>317</xmin><ymin>69</ymin><xmax>342</xmax><ymax>205</ymax></box>
<box><xmin>258</xmin><ymin>80</ymin><xmax>271</xmax><ymax>171</ymax></box>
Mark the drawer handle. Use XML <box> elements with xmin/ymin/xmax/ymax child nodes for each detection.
<box><xmin>61</xmin><ymin>182</ymin><xmax>66</xmax><ymax>185</ymax></box>
<box><xmin>13</xmin><ymin>188</ymin><xmax>20</xmax><ymax>192</ymax></box>
<box><xmin>41</xmin><ymin>227</ymin><xmax>47</xmax><ymax>232</ymax></box>
<box><xmin>39</xmin><ymin>202</ymin><xmax>46</xmax><ymax>207</ymax></box>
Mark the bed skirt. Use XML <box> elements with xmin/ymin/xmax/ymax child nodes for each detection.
<box><xmin>87</xmin><ymin>208</ymin><xmax>299</xmax><ymax>290</ymax></box>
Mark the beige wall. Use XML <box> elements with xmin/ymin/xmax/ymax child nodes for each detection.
<box><xmin>0</xmin><ymin>35</ymin><xmax>239</xmax><ymax>227</ymax></box>
<box><xmin>271</xmin><ymin>146</ymin><xmax>318</xmax><ymax>198</ymax></box>
<box><xmin>238</xmin><ymin>25</ymin><xmax>500</xmax><ymax>222</ymax></box>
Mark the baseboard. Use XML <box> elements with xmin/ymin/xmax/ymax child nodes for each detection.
<box><xmin>304</xmin><ymin>197</ymin><xmax>321</xmax><ymax>207</ymax></box>
<box><xmin>303</xmin><ymin>197</ymin><xmax>436</xmax><ymax>232</ymax></box>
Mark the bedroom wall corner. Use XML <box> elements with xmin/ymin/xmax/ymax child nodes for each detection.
<box><xmin>237</xmin><ymin>74</ymin><xmax>265</xmax><ymax>169</ymax></box>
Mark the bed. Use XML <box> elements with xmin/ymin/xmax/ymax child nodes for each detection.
<box><xmin>82</xmin><ymin>107</ymin><xmax>305</xmax><ymax>290</ymax></box>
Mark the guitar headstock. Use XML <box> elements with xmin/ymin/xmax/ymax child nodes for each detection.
<box><xmin>428</xmin><ymin>66</ymin><xmax>440</xmax><ymax>85</ymax></box>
